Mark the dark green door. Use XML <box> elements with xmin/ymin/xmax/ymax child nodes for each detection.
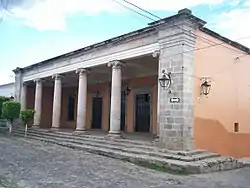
<box><xmin>91</xmin><ymin>97</ymin><xmax>102</xmax><ymax>129</ymax></box>
<box><xmin>135</xmin><ymin>94</ymin><xmax>150</xmax><ymax>132</ymax></box>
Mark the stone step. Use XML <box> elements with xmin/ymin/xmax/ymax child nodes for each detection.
<box><xmin>15</xmin><ymin>129</ymin><xmax>211</xmax><ymax>158</ymax></box>
<box><xmin>12</xmin><ymin>133</ymin><xmax>243</xmax><ymax>174</ymax></box>
<box><xmin>13</xmin><ymin>129</ymin><xmax>208</xmax><ymax>157</ymax></box>
<box><xmin>16</xmin><ymin>128</ymin><xmax>156</xmax><ymax>146</ymax></box>
<box><xmin>13</xmin><ymin>131</ymin><xmax>220</xmax><ymax>162</ymax></box>
<box><xmin>13</xmin><ymin>129</ymin><xmax>157</xmax><ymax>151</ymax></box>
<box><xmin>13</xmin><ymin>129</ymin><xmax>221</xmax><ymax>161</ymax></box>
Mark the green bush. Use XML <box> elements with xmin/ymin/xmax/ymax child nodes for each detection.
<box><xmin>2</xmin><ymin>101</ymin><xmax>21</xmax><ymax>123</ymax></box>
<box><xmin>21</xmin><ymin>110</ymin><xmax>35</xmax><ymax>125</ymax></box>
<box><xmin>0</xmin><ymin>96</ymin><xmax>10</xmax><ymax>118</ymax></box>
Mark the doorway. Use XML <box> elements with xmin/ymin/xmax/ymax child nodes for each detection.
<box><xmin>91</xmin><ymin>97</ymin><xmax>102</xmax><ymax>129</ymax></box>
<box><xmin>121</xmin><ymin>91</ymin><xmax>126</xmax><ymax>131</ymax></box>
<box><xmin>135</xmin><ymin>93</ymin><xmax>151</xmax><ymax>132</ymax></box>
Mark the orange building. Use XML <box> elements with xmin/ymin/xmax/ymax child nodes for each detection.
<box><xmin>13</xmin><ymin>9</ymin><xmax>250</xmax><ymax>158</ymax></box>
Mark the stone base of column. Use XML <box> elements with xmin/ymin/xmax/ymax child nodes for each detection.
<box><xmin>32</xmin><ymin>125</ymin><xmax>40</xmax><ymax>129</ymax></box>
<box><xmin>72</xmin><ymin>129</ymin><xmax>88</xmax><ymax>136</ymax></box>
<box><xmin>106</xmin><ymin>132</ymin><xmax>123</xmax><ymax>139</ymax></box>
<box><xmin>153</xmin><ymin>135</ymin><xmax>159</xmax><ymax>143</ymax></box>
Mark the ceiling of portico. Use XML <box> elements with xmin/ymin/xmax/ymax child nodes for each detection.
<box><xmin>34</xmin><ymin>55</ymin><xmax>158</xmax><ymax>87</ymax></box>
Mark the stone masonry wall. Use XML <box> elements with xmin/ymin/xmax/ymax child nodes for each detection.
<box><xmin>157</xmin><ymin>21</ymin><xmax>198</xmax><ymax>151</ymax></box>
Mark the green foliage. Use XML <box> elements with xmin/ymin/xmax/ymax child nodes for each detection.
<box><xmin>2</xmin><ymin>101</ymin><xmax>21</xmax><ymax>123</ymax></box>
<box><xmin>0</xmin><ymin>96</ymin><xmax>10</xmax><ymax>118</ymax></box>
<box><xmin>21</xmin><ymin>110</ymin><xmax>35</xmax><ymax>125</ymax></box>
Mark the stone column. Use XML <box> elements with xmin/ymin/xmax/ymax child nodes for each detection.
<box><xmin>75</xmin><ymin>68</ymin><xmax>88</xmax><ymax>132</ymax></box>
<box><xmin>13</xmin><ymin>67</ymin><xmax>23</xmax><ymax>101</ymax></box>
<box><xmin>33</xmin><ymin>78</ymin><xmax>43</xmax><ymax>126</ymax></box>
<box><xmin>157</xmin><ymin>11</ymin><xmax>203</xmax><ymax>151</ymax></box>
<box><xmin>21</xmin><ymin>83</ymin><xmax>27</xmax><ymax>111</ymax></box>
<box><xmin>51</xmin><ymin>74</ymin><xmax>63</xmax><ymax>129</ymax></box>
<box><xmin>108</xmin><ymin>61</ymin><xmax>123</xmax><ymax>136</ymax></box>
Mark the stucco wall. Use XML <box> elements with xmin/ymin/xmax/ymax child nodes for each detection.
<box><xmin>194</xmin><ymin>30</ymin><xmax>250</xmax><ymax>157</ymax></box>
<box><xmin>0</xmin><ymin>83</ymin><xmax>14</xmax><ymax>97</ymax></box>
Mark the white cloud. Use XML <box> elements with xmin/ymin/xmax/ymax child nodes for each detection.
<box><xmin>214</xmin><ymin>2</ymin><xmax>250</xmax><ymax>47</ymax></box>
<box><xmin>10</xmin><ymin>0</ymin><xmax>226</xmax><ymax>31</ymax></box>
<box><xmin>11</xmin><ymin>0</ymin><xmax>120</xmax><ymax>30</ymax></box>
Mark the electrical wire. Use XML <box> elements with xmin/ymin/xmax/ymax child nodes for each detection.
<box><xmin>165</xmin><ymin>35</ymin><xmax>250</xmax><ymax>60</ymax></box>
<box><xmin>121</xmin><ymin>0</ymin><xmax>161</xmax><ymax>20</ymax></box>
<box><xmin>111</xmin><ymin>0</ymin><xmax>156</xmax><ymax>21</ymax></box>
<box><xmin>111</xmin><ymin>0</ymin><xmax>250</xmax><ymax>82</ymax></box>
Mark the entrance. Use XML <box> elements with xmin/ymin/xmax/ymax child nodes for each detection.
<box><xmin>135</xmin><ymin>93</ymin><xmax>150</xmax><ymax>132</ymax></box>
<box><xmin>91</xmin><ymin>97</ymin><xmax>102</xmax><ymax>129</ymax></box>
<box><xmin>121</xmin><ymin>92</ymin><xmax>126</xmax><ymax>131</ymax></box>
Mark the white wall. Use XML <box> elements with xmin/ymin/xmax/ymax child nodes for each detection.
<box><xmin>0</xmin><ymin>83</ymin><xmax>14</xmax><ymax>97</ymax></box>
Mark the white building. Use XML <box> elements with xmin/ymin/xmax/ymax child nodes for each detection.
<box><xmin>0</xmin><ymin>83</ymin><xmax>14</xmax><ymax>98</ymax></box>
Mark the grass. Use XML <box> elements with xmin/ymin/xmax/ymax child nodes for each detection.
<box><xmin>0</xmin><ymin>177</ymin><xmax>20</xmax><ymax>188</ymax></box>
<box><xmin>133</xmin><ymin>160</ymin><xmax>189</xmax><ymax>175</ymax></box>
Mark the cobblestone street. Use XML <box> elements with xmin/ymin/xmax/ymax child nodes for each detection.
<box><xmin>0</xmin><ymin>136</ymin><xmax>249</xmax><ymax>188</ymax></box>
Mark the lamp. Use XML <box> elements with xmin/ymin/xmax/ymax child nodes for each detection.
<box><xmin>94</xmin><ymin>89</ymin><xmax>100</xmax><ymax>97</ymax></box>
<box><xmin>200</xmin><ymin>79</ymin><xmax>211</xmax><ymax>96</ymax></box>
<box><xmin>123</xmin><ymin>85</ymin><xmax>131</xmax><ymax>96</ymax></box>
<box><xmin>159</xmin><ymin>69</ymin><xmax>172</xmax><ymax>90</ymax></box>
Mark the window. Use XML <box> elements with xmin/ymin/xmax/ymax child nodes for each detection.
<box><xmin>68</xmin><ymin>94</ymin><xmax>75</xmax><ymax>121</ymax></box>
<box><xmin>234</xmin><ymin>122</ymin><xmax>239</xmax><ymax>132</ymax></box>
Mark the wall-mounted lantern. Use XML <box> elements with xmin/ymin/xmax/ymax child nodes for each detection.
<box><xmin>200</xmin><ymin>78</ymin><xmax>211</xmax><ymax>96</ymax></box>
<box><xmin>123</xmin><ymin>85</ymin><xmax>131</xmax><ymax>96</ymax></box>
<box><xmin>159</xmin><ymin>69</ymin><xmax>172</xmax><ymax>90</ymax></box>
<box><xmin>94</xmin><ymin>89</ymin><xmax>101</xmax><ymax>97</ymax></box>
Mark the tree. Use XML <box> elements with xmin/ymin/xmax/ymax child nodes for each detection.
<box><xmin>21</xmin><ymin>110</ymin><xmax>35</xmax><ymax>126</ymax></box>
<box><xmin>2</xmin><ymin>101</ymin><xmax>21</xmax><ymax>132</ymax></box>
<box><xmin>0</xmin><ymin>96</ymin><xmax>10</xmax><ymax>118</ymax></box>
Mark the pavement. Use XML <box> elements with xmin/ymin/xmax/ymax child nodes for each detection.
<box><xmin>0</xmin><ymin>136</ymin><xmax>249</xmax><ymax>188</ymax></box>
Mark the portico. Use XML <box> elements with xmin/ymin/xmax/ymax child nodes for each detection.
<box><xmin>22</xmin><ymin>55</ymin><xmax>159</xmax><ymax>136</ymax></box>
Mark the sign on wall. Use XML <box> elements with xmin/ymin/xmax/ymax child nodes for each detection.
<box><xmin>170</xmin><ymin>97</ymin><xmax>180</xmax><ymax>103</ymax></box>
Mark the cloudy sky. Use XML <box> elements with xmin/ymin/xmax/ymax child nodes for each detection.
<box><xmin>0</xmin><ymin>0</ymin><xmax>249</xmax><ymax>85</ymax></box>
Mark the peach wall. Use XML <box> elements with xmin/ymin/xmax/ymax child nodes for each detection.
<box><xmin>61</xmin><ymin>87</ymin><xmax>77</xmax><ymax>129</ymax></box>
<box><xmin>26</xmin><ymin>86</ymin><xmax>35</xmax><ymax>127</ymax></box>
<box><xmin>194</xmin><ymin>30</ymin><xmax>250</xmax><ymax>157</ymax></box>
<box><xmin>26</xmin><ymin>86</ymin><xmax>53</xmax><ymax>128</ymax></box>
<box><xmin>40</xmin><ymin>87</ymin><xmax>53</xmax><ymax>128</ymax></box>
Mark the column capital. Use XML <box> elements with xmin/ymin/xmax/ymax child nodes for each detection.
<box><xmin>76</xmin><ymin>68</ymin><xmax>89</xmax><ymax>76</ymax></box>
<box><xmin>34</xmin><ymin>78</ymin><xmax>42</xmax><ymax>83</ymax></box>
<box><xmin>52</xmin><ymin>74</ymin><xmax>64</xmax><ymax>80</ymax></box>
<box><xmin>22</xmin><ymin>82</ymin><xmax>28</xmax><ymax>86</ymax></box>
<box><xmin>152</xmin><ymin>50</ymin><xmax>160</xmax><ymax>58</ymax></box>
<box><xmin>108</xmin><ymin>60</ymin><xmax>125</xmax><ymax>69</ymax></box>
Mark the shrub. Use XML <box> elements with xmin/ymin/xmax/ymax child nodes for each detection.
<box><xmin>0</xmin><ymin>96</ymin><xmax>10</xmax><ymax>118</ymax></box>
<box><xmin>2</xmin><ymin>101</ymin><xmax>21</xmax><ymax>123</ymax></box>
<box><xmin>21</xmin><ymin>110</ymin><xmax>35</xmax><ymax>125</ymax></box>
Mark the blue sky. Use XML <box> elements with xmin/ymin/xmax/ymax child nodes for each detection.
<box><xmin>0</xmin><ymin>0</ymin><xmax>249</xmax><ymax>85</ymax></box>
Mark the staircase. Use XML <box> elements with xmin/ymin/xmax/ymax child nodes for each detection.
<box><xmin>12</xmin><ymin>128</ymin><xmax>243</xmax><ymax>174</ymax></box>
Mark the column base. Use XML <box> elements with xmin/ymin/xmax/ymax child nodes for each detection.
<box><xmin>72</xmin><ymin>129</ymin><xmax>88</xmax><ymax>135</ymax></box>
<box><xmin>32</xmin><ymin>125</ymin><xmax>40</xmax><ymax>129</ymax></box>
<box><xmin>106</xmin><ymin>132</ymin><xmax>123</xmax><ymax>139</ymax></box>
<box><xmin>153</xmin><ymin>135</ymin><xmax>159</xmax><ymax>143</ymax></box>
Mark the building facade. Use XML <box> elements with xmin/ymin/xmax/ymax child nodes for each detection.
<box><xmin>13</xmin><ymin>9</ymin><xmax>250</xmax><ymax>157</ymax></box>
<box><xmin>0</xmin><ymin>83</ymin><xmax>14</xmax><ymax>98</ymax></box>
